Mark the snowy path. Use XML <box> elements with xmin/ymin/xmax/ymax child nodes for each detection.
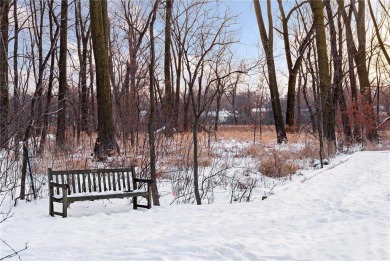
<box><xmin>1</xmin><ymin>151</ymin><xmax>390</xmax><ymax>260</ymax></box>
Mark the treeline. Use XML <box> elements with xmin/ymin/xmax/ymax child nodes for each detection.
<box><xmin>0</xmin><ymin>0</ymin><xmax>389</xmax><ymax>154</ymax></box>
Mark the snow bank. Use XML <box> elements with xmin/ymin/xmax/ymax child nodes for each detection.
<box><xmin>1</xmin><ymin>151</ymin><xmax>389</xmax><ymax>260</ymax></box>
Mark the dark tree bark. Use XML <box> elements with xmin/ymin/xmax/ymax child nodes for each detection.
<box><xmin>30</xmin><ymin>0</ymin><xmax>47</xmax><ymax>137</ymax></box>
<box><xmin>75</xmin><ymin>0</ymin><xmax>91</xmax><ymax>134</ymax></box>
<box><xmin>303</xmin><ymin>48</ymin><xmax>317</xmax><ymax>133</ymax></box>
<box><xmin>310</xmin><ymin>0</ymin><xmax>335</xmax><ymax>141</ymax></box>
<box><xmin>172</xmin><ymin>4</ymin><xmax>184</xmax><ymax>131</ymax></box>
<box><xmin>89</xmin><ymin>37</ymin><xmax>96</xmax><ymax>128</ymax></box>
<box><xmin>90</xmin><ymin>0</ymin><xmax>118</xmax><ymax>159</ymax></box>
<box><xmin>56</xmin><ymin>0</ymin><xmax>68</xmax><ymax>147</ymax></box>
<box><xmin>0</xmin><ymin>0</ymin><xmax>10</xmax><ymax>149</ymax></box>
<box><xmin>39</xmin><ymin>0</ymin><xmax>59</xmax><ymax>154</ymax></box>
<box><xmin>253</xmin><ymin>0</ymin><xmax>287</xmax><ymax>143</ymax></box>
<box><xmin>148</xmin><ymin>0</ymin><xmax>161</xmax><ymax>206</ymax></box>
<box><xmin>277</xmin><ymin>0</ymin><xmax>313</xmax><ymax>132</ymax></box>
<box><xmin>353</xmin><ymin>0</ymin><xmax>378</xmax><ymax>141</ymax></box>
<box><xmin>339</xmin><ymin>0</ymin><xmax>360</xmax><ymax>139</ymax></box>
<box><xmin>325</xmin><ymin>0</ymin><xmax>352</xmax><ymax>140</ymax></box>
<box><xmin>13</xmin><ymin>0</ymin><xmax>21</xmax><ymax>151</ymax></box>
<box><xmin>164</xmin><ymin>0</ymin><xmax>174</xmax><ymax>137</ymax></box>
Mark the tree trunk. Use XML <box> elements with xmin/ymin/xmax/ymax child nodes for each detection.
<box><xmin>353</xmin><ymin>0</ymin><xmax>377</xmax><ymax>141</ymax></box>
<box><xmin>90</xmin><ymin>0</ymin><xmax>118</xmax><ymax>158</ymax></box>
<box><xmin>192</xmin><ymin>116</ymin><xmax>201</xmax><ymax>205</ymax></box>
<box><xmin>183</xmin><ymin>83</ymin><xmax>190</xmax><ymax>132</ymax></box>
<box><xmin>56</xmin><ymin>0</ymin><xmax>68</xmax><ymax>147</ymax></box>
<box><xmin>0</xmin><ymin>0</ymin><xmax>10</xmax><ymax>148</ymax></box>
<box><xmin>148</xmin><ymin>0</ymin><xmax>161</xmax><ymax>206</ymax></box>
<box><xmin>89</xmin><ymin>37</ymin><xmax>96</xmax><ymax>128</ymax></box>
<box><xmin>277</xmin><ymin>0</ymin><xmax>313</xmax><ymax>132</ymax></box>
<box><xmin>302</xmin><ymin>65</ymin><xmax>316</xmax><ymax>132</ymax></box>
<box><xmin>164</xmin><ymin>0</ymin><xmax>174</xmax><ymax>137</ymax></box>
<box><xmin>174</xmin><ymin>50</ymin><xmax>182</xmax><ymax>130</ymax></box>
<box><xmin>214</xmin><ymin>87</ymin><xmax>222</xmax><ymax>132</ymax></box>
<box><xmin>253</xmin><ymin>0</ymin><xmax>287</xmax><ymax>143</ymax></box>
<box><xmin>39</xmin><ymin>0</ymin><xmax>57</xmax><ymax>155</ymax></box>
<box><xmin>13</xmin><ymin>0</ymin><xmax>20</xmax><ymax>152</ymax></box>
<box><xmin>340</xmin><ymin>2</ymin><xmax>360</xmax><ymax>139</ymax></box>
<box><xmin>75</xmin><ymin>0</ymin><xmax>91</xmax><ymax>134</ymax></box>
<box><xmin>129</xmin><ymin>34</ymin><xmax>137</xmax><ymax>147</ymax></box>
<box><xmin>325</xmin><ymin>0</ymin><xmax>352</xmax><ymax>141</ymax></box>
<box><xmin>310</xmin><ymin>0</ymin><xmax>335</xmax><ymax>142</ymax></box>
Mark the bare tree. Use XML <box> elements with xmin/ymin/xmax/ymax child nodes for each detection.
<box><xmin>324</xmin><ymin>0</ymin><xmax>352</xmax><ymax>140</ymax></box>
<box><xmin>367</xmin><ymin>0</ymin><xmax>390</xmax><ymax>67</ymax></box>
<box><xmin>21</xmin><ymin>0</ymin><xmax>60</xmax><ymax>199</ymax></box>
<box><xmin>38</xmin><ymin>0</ymin><xmax>60</xmax><ymax>154</ymax></box>
<box><xmin>164</xmin><ymin>0</ymin><xmax>174</xmax><ymax>137</ymax></box>
<box><xmin>310</xmin><ymin>0</ymin><xmax>335</xmax><ymax>142</ymax></box>
<box><xmin>90</xmin><ymin>0</ymin><xmax>118</xmax><ymax>159</ymax></box>
<box><xmin>0</xmin><ymin>0</ymin><xmax>10</xmax><ymax>149</ymax></box>
<box><xmin>181</xmin><ymin>4</ymin><xmax>238</xmax><ymax>204</ymax></box>
<box><xmin>253</xmin><ymin>0</ymin><xmax>287</xmax><ymax>144</ymax></box>
<box><xmin>56</xmin><ymin>0</ymin><xmax>68</xmax><ymax>147</ymax></box>
<box><xmin>277</xmin><ymin>0</ymin><xmax>313</xmax><ymax>132</ymax></box>
<box><xmin>148</xmin><ymin>0</ymin><xmax>161</xmax><ymax>206</ymax></box>
<box><xmin>338</xmin><ymin>0</ymin><xmax>360</xmax><ymax>139</ymax></box>
<box><xmin>352</xmin><ymin>0</ymin><xmax>377</xmax><ymax>141</ymax></box>
<box><xmin>119</xmin><ymin>0</ymin><xmax>154</xmax><ymax>147</ymax></box>
<box><xmin>75</xmin><ymin>0</ymin><xmax>91</xmax><ymax>135</ymax></box>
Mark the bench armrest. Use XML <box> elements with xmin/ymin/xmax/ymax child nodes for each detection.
<box><xmin>133</xmin><ymin>178</ymin><xmax>154</xmax><ymax>184</ymax></box>
<box><xmin>49</xmin><ymin>182</ymin><xmax>69</xmax><ymax>189</ymax></box>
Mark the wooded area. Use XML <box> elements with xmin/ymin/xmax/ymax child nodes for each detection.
<box><xmin>0</xmin><ymin>0</ymin><xmax>390</xmax><ymax>204</ymax></box>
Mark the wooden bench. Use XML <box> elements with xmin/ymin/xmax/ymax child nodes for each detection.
<box><xmin>48</xmin><ymin>167</ymin><xmax>153</xmax><ymax>218</ymax></box>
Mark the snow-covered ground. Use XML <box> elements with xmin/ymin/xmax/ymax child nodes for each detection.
<box><xmin>1</xmin><ymin>151</ymin><xmax>389</xmax><ymax>260</ymax></box>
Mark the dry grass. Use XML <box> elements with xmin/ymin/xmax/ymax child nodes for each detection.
<box><xmin>294</xmin><ymin>144</ymin><xmax>319</xmax><ymax>160</ymax></box>
<box><xmin>242</xmin><ymin>144</ymin><xmax>264</xmax><ymax>157</ymax></box>
<box><xmin>31</xmin><ymin>126</ymin><xmax>390</xmax><ymax>180</ymax></box>
<box><xmin>216</xmin><ymin>125</ymin><xmax>318</xmax><ymax>145</ymax></box>
<box><xmin>258</xmin><ymin>152</ymin><xmax>300</xmax><ymax>178</ymax></box>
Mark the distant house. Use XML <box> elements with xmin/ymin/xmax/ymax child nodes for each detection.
<box><xmin>206</xmin><ymin>110</ymin><xmax>235</xmax><ymax>123</ymax></box>
<box><xmin>140</xmin><ymin>110</ymin><xmax>148</xmax><ymax>118</ymax></box>
<box><xmin>251</xmin><ymin>107</ymin><xmax>270</xmax><ymax>114</ymax></box>
<box><xmin>373</xmin><ymin>105</ymin><xmax>389</xmax><ymax>116</ymax></box>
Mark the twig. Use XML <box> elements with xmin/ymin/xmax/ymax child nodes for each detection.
<box><xmin>0</xmin><ymin>239</ymin><xmax>28</xmax><ymax>260</ymax></box>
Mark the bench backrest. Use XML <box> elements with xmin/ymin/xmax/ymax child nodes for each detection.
<box><xmin>48</xmin><ymin>167</ymin><xmax>136</xmax><ymax>195</ymax></box>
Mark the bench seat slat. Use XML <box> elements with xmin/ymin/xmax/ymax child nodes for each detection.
<box><xmin>67</xmin><ymin>191</ymin><xmax>149</xmax><ymax>203</ymax></box>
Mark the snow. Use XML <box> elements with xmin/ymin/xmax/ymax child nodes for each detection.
<box><xmin>1</xmin><ymin>151</ymin><xmax>389</xmax><ymax>260</ymax></box>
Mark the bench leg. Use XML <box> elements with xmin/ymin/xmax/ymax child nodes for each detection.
<box><xmin>62</xmin><ymin>202</ymin><xmax>67</xmax><ymax>218</ymax></box>
<box><xmin>49</xmin><ymin>196</ymin><xmax>54</xmax><ymax>216</ymax></box>
<box><xmin>62</xmin><ymin>190</ymin><xmax>68</xmax><ymax>218</ymax></box>
<box><xmin>147</xmin><ymin>184</ymin><xmax>152</xmax><ymax>209</ymax></box>
<box><xmin>49</xmin><ymin>186</ymin><xmax>54</xmax><ymax>216</ymax></box>
<box><xmin>133</xmin><ymin>196</ymin><xmax>137</xmax><ymax>210</ymax></box>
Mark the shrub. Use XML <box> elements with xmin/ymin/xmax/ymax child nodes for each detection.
<box><xmin>258</xmin><ymin>152</ymin><xmax>299</xmax><ymax>178</ymax></box>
